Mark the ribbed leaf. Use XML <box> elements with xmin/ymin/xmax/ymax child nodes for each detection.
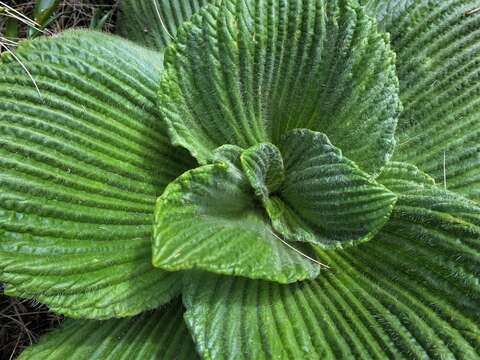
<box><xmin>209</xmin><ymin>144</ymin><xmax>244</xmax><ymax>167</ymax></box>
<box><xmin>153</xmin><ymin>161</ymin><xmax>320</xmax><ymax>283</ymax></box>
<box><xmin>184</xmin><ymin>181</ymin><xmax>480</xmax><ymax>359</ymax></box>
<box><xmin>268</xmin><ymin>129</ymin><xmax>396</xmax><ymax>248</ymax></box>
<box><xmin>0</xmin><ymin>30</ymin><xmax>195</xmax><ymax>319</ymax></box>
<box><xmin>117</xmin><ymin>0</ymin><xmax>210</xmax><ymax>50</ymax></box>
<box><xmin>18</xmin><ymin>301</ymin><xmax>198</xmax><ymax>360</ymax></box>
<box><xmin>364</xmin><ymin>0</ymin><xmax>480</xmax><ymax>201</ymax></box>
<box><xmin>240</xmin><ymin>143</ymin><xmax>285</xmax><ymax>201</ymax></box>
<box><xmin>377</xmin><ymin>161</ymin><xmax>436</xmax><ymax>193</ymax></box>
<box><xmin>159</xmin><ymin>0</ymin><xmax>400</xmax><ymax>174</ymax></box>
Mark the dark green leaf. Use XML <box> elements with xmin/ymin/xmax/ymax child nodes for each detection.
<box><xmin>269</xmin><ymin>129</ymin><xmax>397</xmax><ymax>248</ymax></box>
<box><xmin>159</xmin><ymin>0</ymin><xmax>400</xmax><ymax>174</ymax></box>
<box><xmin>153</xmin><ymin>161</ymin><xmax>320</xmax><ymax>283</ymax></box>
<box><xmin>364</xmin><ymin>0</ymin><xmax>480</xmax><ymax>201</ymax></box>
<box><xmin>0</xmin><ymin>30</ymin><xmax>195</xmax><ymax>319</ymax></box>
<box><xmin>18</xmin><ymin>301</ymin><xmax>198</xmax><ymax>360</ymax></box>
<box><xmin>377</xmin><ymin>161</ymin><xmax>436</xmax><ymax>193</ymax></box>
<box><xmin>184</xmin><ymin>183</ymin><xmax>480</xmax><ymax>359</ymax></box>
<box><xmin>117</xmin><ymin>0</ymin><xmax>211</xmax><ymax>50</ymax></box>
<box><xmin>240</xmin><ymin>143</ymin><xmax>285</xmax><ymax>201</ymax></box>
<box><xmin>209</xmin><ymin>144</ymin><xmax>244</xmax><ymax>168</ymax></box>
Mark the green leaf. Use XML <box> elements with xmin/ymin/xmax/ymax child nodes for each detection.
<box><xmin>0</xmin><ymin>30</ymin><xmax>196</xmax><ymax>319</ymax></box>
<box><xmin>183</xmin><ymin>184</ymin><xmax>480</xmax><ymax>359</ymax></box>
<box><xmin>240</xmin><ymin>143</ymin><xmax>285</xmax><ymax>201</ymax></box>
<box><xmin>209</xmin><ymin>144</ymin><xmax>244</xmax><ymax>167</ymax></box>
<box><xmin>364</xmin><ymin>0</ymin><xmax>480</xmax><ymax>201</ymax></box>
<box><xmin>117</xmin><ymin>0</ymin><xmax>211</xmax><ymax>50</ymax></box>
<box><xmin>33</xmin><ymin>0</ymin><xmax>60</xmax><ymax>27</ymax></box>
<box><xmin>377</xmin><ymin>161</ymin><xmax>436</xmax><ymax>193</ymax></box>
<box><xmin>18</xmin><ymin>301</ymin><xmax>199</xmax><ymax>360</ymax></box>
<box><xmin>159</xmin><ymin>0</ymin><xmax>400</xmax><ymax>174</ymax></box>
<box><xmin>153</xmin><ymin>161</ymin><xmax>320</xmax><ymax>284</ymax></box>
<box><xmin>269</xmin><ymin>129</ymin><xmax>397</xmax><ymax>248</ymax></box>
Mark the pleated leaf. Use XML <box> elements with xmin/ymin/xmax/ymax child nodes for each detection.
<box><xmin>153</xmin><ymin>161</ymin><xmax>320</xmax><ymax>284</ymax></box>
<box><xmin>240</xmin><ymin>143</ymin><xmax>285</xmax><ymax>201</ymax></box>
<box><xmin>377</xmin><ymin>161</ymin><xmax>436</xmax><ymax>193</ymax></box>
<box><xmin>183</xmin><ymin>181</ymin><xmax>480</xmax><ymax>359</ymax></box>
<box><xmin>159</xmin><ymin>0</ymin><xmax>400</xmax><ymax>174</ymax></box>
<box><xmin>0</xmin><ymin>30</ymin><xmax>195</xmax><ymax>319</ymax></box>
<box><xmin>18</xmin><ymin>301</ymin><xmax>198</xmax><ymax>360</ymax></box>
<box><xmin>364</xmin><ymin>0</ymin><xmax>480</xmax><ymax>201</ymax></box>
<box><xmin>268</xmin><ymin>129</ymin><xmax>397</xmax><ymax>248</ymax></box>
<box><xmin>209</xmin><ymin>144</ymin><xmax>244</xmax><ymax>167</ymax></box>
<box><xmin>117</xmin><ymin>0</ymin><xmax>211</xmax><ymax>50</ymax></box>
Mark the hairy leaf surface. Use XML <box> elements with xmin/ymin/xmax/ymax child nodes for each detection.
<box><xmin>184</xmin><ymin>172</ymin><xmax>480</xmax><ymax>359</ymax></box>
<box><xmin>2</xmin><ymin>0</ymin><xmax>479</xmax><ymax>358</ymax></box>
<box><xmin>364</xmin><ymin>0</ymin><xmax>480</xmax><ymax>201</ymax></box>
<box><xmin>0</xmin><ymin>30</ymin><xmax>195</xmax><ymax>319</ymax></box>
<box><xmin>159</xmin><ymin>0</ymin><xmax>400</xmax><ymax>174</ymax></box>
<box><xmin>18</xmin><ymin>301</ymin><xmax>198</xmax><ymax>360</ymax></box>
<box><xmin>240</xmin><ymin>143</ymin><xmax>285</xmax><ymax>201</ymax></box>
<box><xmin>153</xmin><ymin>161</ymin><xmax>320</xmax><ymax>283</ymax></box>
<box><xmin>117</xmin><ymin>0</ymin><xmax>211</xmax><ymax>50</ymax></box>
<box><xmin>268</xmin><ymin>129</ymin><xmax>397</xmax><ymax>248</ymax></box>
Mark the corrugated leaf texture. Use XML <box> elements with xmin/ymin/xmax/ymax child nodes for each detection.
<box><xmin>1</xmin><ymin>0</ymin><xmax>479</xmax><ymax>359</ymax></box>
<box><xmin>364</xmin><ymin>0</ymin><xmax>480</xmax><ymax>201</ymax></box>
<box><xmin>0</xmin><ymin>30</ymin><xmax>195</xmax><ymax>319</ymax></box>
<box><xmin>184</xmin><ymin>166</ymin><xmax>480</xmax><ymax>358</ymax></box>
<box><xmin>18</xmin><ymin>301</ymin><xmax>198</xmax><ymax>360</ymax></box>
<box><xmin>268</xmin><ymin>129</ymin><xmax>396</xmax><ymax>248</ymax></box>
<box><xmin>153</xmin><ymin>160</ymin><xmax>320</xmax><ymax>283</ymax></box>
<box><xmin>117</xmin><ymin>0</ymin><xmax>211</xmax><ymax>50</ymax></box>
<box><xmin>159</xmin><ymin>0</ymin><xmax>400</xmax><ymax>174</ymax></box>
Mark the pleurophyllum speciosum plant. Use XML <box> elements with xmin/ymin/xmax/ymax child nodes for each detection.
<box><xmin>0</xmin><ymin>0</ymin><xmax>479</xmax><ymax>358</ymax></box>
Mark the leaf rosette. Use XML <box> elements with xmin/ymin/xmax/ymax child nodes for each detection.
<box><xmin>153</xmin><ymin>0</ymin><xmax>400</xmax><ymax>282</ymax></box>
<box><xmin>0</xmin><ymin>0</ymin><xmax>479</xmax><ymax>359</ymax></box>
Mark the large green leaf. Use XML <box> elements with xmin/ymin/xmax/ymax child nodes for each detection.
<box><xmin>18</xmin><ymin>301</ymin><xmax>198</xmax><ymax>360</ymax></box>
<box><xmin>0</xmin><ymin>30</ymin><xmax>195</xmax><ymax>319</ymax></box>
<box><xmin>153</xmin><ymin>161</ymin><xmax>320</xmax><ymax>283</ymax></box>
<box><xmin>117</xmin><ymin>0</ymin><xmax>210</xmax><ymax>50</ymax></box>
<box><xmin>159</xmin><ymin>0</ymin><xmax>400</xmax><ymax>174</ymax></box>
<box><xmin>183</xmin><ymin>177</ymin><xmax>480</xmax><ymax>359</ymax></box>
<box><xmin>363</xmin><ymin>0</ymin><xmax>480</xmax><ymax>201</ymax></box>
<box><xmin>267</xmin><ymin>129</ymin><xmax>397</xmax><ymax>248</ymax></box>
